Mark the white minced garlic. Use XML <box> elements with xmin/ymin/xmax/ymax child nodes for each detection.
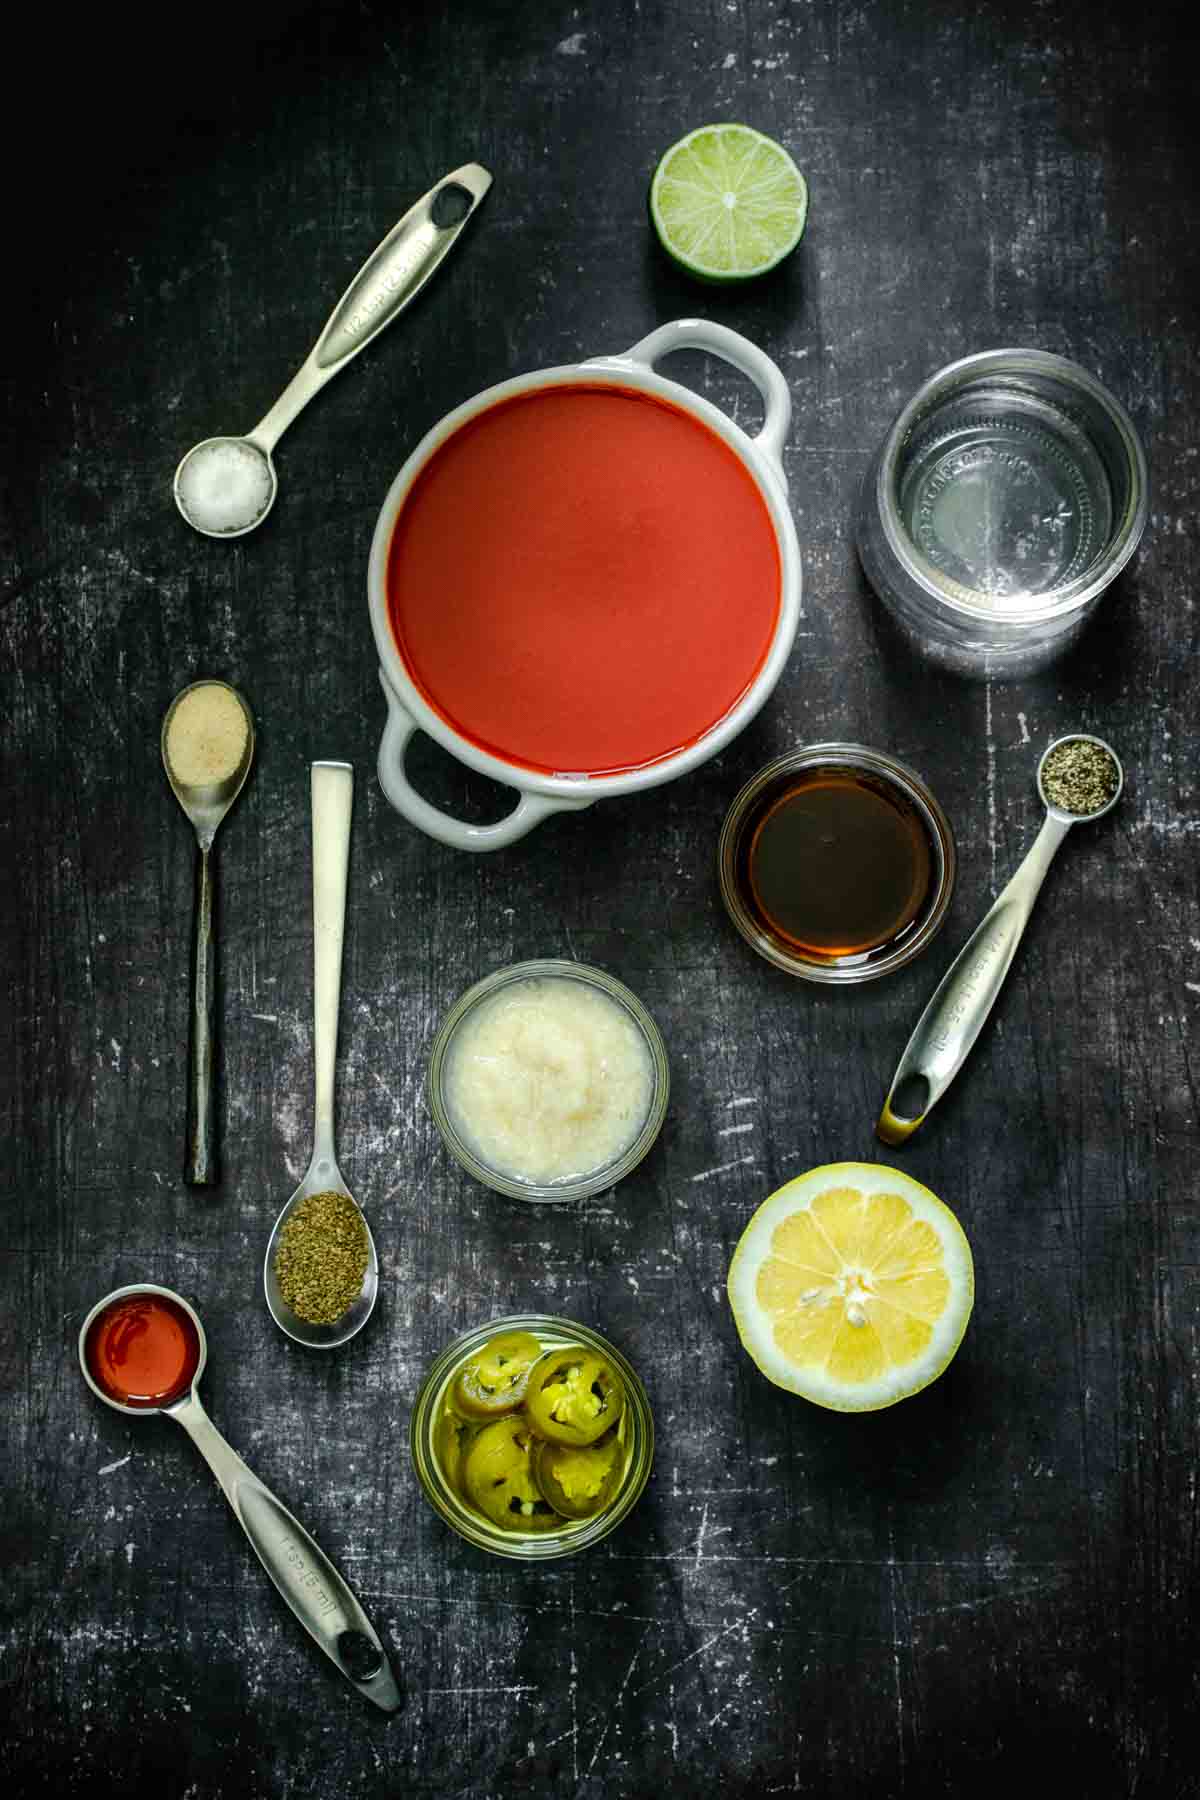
<box><xmin>445</xmin><ymin>976</ymin><xmax>653</xmax><ymax>1185</ymax></box>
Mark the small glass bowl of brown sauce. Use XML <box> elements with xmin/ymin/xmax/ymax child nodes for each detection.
<box><xmin>718</xmin><ymin>743</ymin><xmax>956</xmax><ymax>984</ymax></box>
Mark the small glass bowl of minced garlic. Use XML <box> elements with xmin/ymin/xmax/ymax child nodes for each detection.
<box><xmin>409</xmin><ymin>1316</ymin><xmax>654</xmax><ymax>1559</ymax></box>
<box><xmin>426</xmin><ymin>960</ymin><xmax>670</xmax><ymax>1203</ymax></box>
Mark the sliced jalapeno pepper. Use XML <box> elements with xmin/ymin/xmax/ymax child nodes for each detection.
<box><xmin>523</xmin><ymin>1348</ymin><xmax>625</xmax><ymax>1447</ymax></box>
<box><xmin>434</xmin><ymin>1410</ymin><xmax>481</xmax><ymax>1495</ymax></box>
<box><xmin>531</xmin><ymin>1430</ymin><xmax>624</xmax><ymax>1520</ymax></box>
<box><xmin>452</xmin><ymin>1330</ymin><xmax>542</xmax><ymax>1419</ymax></box>
<box><xmin>462</xmin><ymin>1415</ymin><xmax>561</xmax><ymax>1532</ymax></box>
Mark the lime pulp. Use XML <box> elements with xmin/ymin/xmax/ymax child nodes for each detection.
<box><xmin>649</xmin><ymin>123</ymin><xmax>808</xmax><ymax>283</ymax></box>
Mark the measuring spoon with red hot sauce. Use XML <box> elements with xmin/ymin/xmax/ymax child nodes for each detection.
<box><xmin>78</xmin><ymin>1283</ymin><xmax>400</xmax><ymax>1713</ymax></box>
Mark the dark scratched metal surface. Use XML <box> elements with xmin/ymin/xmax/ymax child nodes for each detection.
<box><xmin>3</xmin><ymin>2</ymin><xmax>1197</xmax><ymax>1794</ymax></box>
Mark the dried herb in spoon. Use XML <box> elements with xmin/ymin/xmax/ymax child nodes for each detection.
<box><xmin>1041</xmin><ymin>738</ymin><xmax>1120</xmax><ymax>815</ymax></box>
<box><xmin>274</xmin><ymin>1189</ymin><xmax>369</xmax><ymax>1325</ymax></box>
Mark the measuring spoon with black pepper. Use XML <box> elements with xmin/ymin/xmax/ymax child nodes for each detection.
<box><xmin>79</xmin><ymin>1283</ymin><xmax>400</xmax><ymax>1711</ymax></box>
<box><xmin>264</xmin><ymin>762</ymin><xmax>379</xmax><ymax>1347</ymax></box>
<box><xmin>877</xmin><ymin>733</ymin><xmax>1123</xmax><ymax>1145</ymax></box>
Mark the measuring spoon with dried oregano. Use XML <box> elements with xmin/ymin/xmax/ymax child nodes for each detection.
<box><xmin>877</xmin><ymin>733</ymin><xmax>1123</xmax><ymax>1144</ymax></box>
<box><xmin>264</xmin><ymin>762</ymin><xmax>379</xmax><ymax>1347</ymax></box>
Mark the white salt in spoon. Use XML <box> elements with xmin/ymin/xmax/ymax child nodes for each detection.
<box><xmin>174</xmin><ymin>162</ymin><xmax>492</xmax><ymax>538</ymax></box>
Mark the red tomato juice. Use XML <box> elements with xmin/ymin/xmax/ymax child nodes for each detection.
<box><xmin>386</xmin><ymin>384</ymin><xmax>782</xmax><ymax>776</ymax></box>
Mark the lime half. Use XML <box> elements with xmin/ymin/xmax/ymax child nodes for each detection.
<box><xmin>650</xmin><ymin>123</ymin><xmax>808</xmax><ymax>283</ymax></box>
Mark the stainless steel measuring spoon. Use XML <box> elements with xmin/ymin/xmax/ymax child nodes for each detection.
<box><xmin>877</xmin><ymin>733</ymin><xmax>1124</xmax><ymax>1144</ymax></box>
<box><xmin>78</xmin><ymin>1283</ymin><xmax>401</xmax><ymax>1713</ymax></box>
<box><xmin>174</xmin><ymin>162</ymin><xmax>492</xmax><ymax>537</ymax></box>
<box><xmin>264</xmin><ymin>762</ymin><xmax>378</xmax><ymax>1347</ymax></box>
<box><xmin>162</xmin><ymin>681</ymin><xmax>256</xmax><ymax>1185</ymax></box>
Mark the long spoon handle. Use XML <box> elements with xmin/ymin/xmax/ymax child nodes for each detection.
<box><xmin>311</xmin><ymin>763</ymin><xmax>353</xmax><ymax>1161</ymax></box>
<box><xmin>185</xmin><ymin>841</ymin><xmax>217</xmax><ymax>1185</ymax></box>
<box><xmin>247</xmin><ymin>163</ymin><xmax>492</xmax><ymax>454</ymax></box>
<box><xmin>170</xmin><ymin>1392</ymin><xmax>401</xmax><ymax>1712</ymax></box>
<box><xmin>877</xmin><ymin>812</ymin><xmax>1074</xmax><ymax>1144</ymax></box>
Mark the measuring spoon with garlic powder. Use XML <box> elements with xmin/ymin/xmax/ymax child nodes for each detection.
<box><xmin>174</xmin><ymin>162</ymin><xmax>492</xmax><ymax>537</ymax></box>
<box><xmin>78</xmin><ymin>1284</ymin><xmax>401</xmax><ymax>1713</ymax></box>
<box><xmin>877</xmin><ymin>733</ymin><xmax>1124</xmax><ymax>1145</ymax></box>
<box><xmin>264</xmin><ymin>763</ymin><xmax>379</xmax><ymax>1348</ymax></box>
<box><xmin>162</xmin><ymin>681</ymin><xmax>255</xmax><ymax>1185</ymax></box>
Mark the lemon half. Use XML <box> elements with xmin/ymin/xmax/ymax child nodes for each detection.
<box><xmin>727</xmin><ymin>1163</ymin><xmax>974</xmax><ymax>1411</ymax></box>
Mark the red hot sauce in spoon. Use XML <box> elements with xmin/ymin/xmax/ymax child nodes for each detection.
<box><xmin>85</xmin><ymin>1291</ymin><xmax>201</xmax><ymax>1408</ymax></box>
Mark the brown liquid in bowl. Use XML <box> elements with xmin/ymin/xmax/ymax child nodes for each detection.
<box><xmin>741</xmin><ymin>768</ymin><xmax>934</xmax><ymax>960</ymax></box>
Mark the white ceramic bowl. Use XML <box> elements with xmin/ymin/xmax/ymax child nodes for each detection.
<box><xmin>367</xmin><ymin>318</ymin><xmax>802</xmax><ymax>851</ymax></box>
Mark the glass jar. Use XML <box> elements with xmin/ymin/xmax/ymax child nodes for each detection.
<box><xmin>856</xmin><ymin>348</ymin><xmax>1148</xmax><ymax>676</ymax></box>
<box><xmin>427</xmin><ymin>959</ymin><xmax>670</xmax><ymax>1202</ymax></box>
<box><xmin>410</xmin><ymin>1315</ymin><xmax>654</xmax><ymax>1560</ymax></box>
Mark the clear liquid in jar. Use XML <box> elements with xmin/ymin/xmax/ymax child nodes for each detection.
<box><xmin>898</xmin><ymin>385</ymin><xmax>1113</xmax><ymax>606</ymax></box>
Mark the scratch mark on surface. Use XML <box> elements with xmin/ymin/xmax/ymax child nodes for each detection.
<box><xmin>889</xmin><ymin>1552</ymin><xmax>907</xmax><ymax>1776</ymax></box>
<box><xmin>631</xmin><ymin>1608</ymin><xmax>760</xmax><ymax>1697</ymax></box>
<box><xmin>718</xmin><ymin>1122</ymin><xmax>755</xmax><ymax>1137</ymax></box>
<box><xmin>585</xmin><ymin>1626</ymin><xmax>650</xmax><ymax>1777</ymax></box>
<box><xmin>98</xmin><ymin>1454</ymin><xmax>132</xmax><ymax>1477</ymax></box>
<box><xmin>426</xmin><ymin>1685</ymin><xmax>538</xmax><ymax>1696</ymax></box>
<box><xmin>985</xmin><ymin>680</ymin><xmax>998</xmax><ymax>894</ymax></box>
<box><xmin>692</xmin><ymin>1156</ymin><xmax>756</xmax><ymax>1182</ymax></box>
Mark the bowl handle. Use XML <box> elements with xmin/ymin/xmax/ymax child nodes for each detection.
<box><xmin>600</xmin><ymin>319</ymin><xmax>791</xmax><ymax>493</ymax></box>
<box><xmin>376</xmin><ymin>672</ymin><xmax>593</xmax><ymax>852</ymax></box>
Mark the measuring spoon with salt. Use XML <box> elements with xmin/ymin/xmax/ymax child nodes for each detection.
<box><xmin>174</xmin><ymin>161</ymin><xmax>492</xmax><ymax>538</ymax></box>
<box><xmin>877</xmin><ymin>733</ymin><xmax>1123</xmax><ymax>1145</ymax></box>
<box><xmin>264</xmin><ymin>762</ymin><xmax>379</xmax><ymax>1348</ymax></box>
<box><xmin>78</xmin><ymin>1282</ymin><xmax>401</xmax><ymax>1712</ymax></box>
<box><xmin>162</xmin><ymin>680</ymin><xmax>256</xmax><ymax>1186</ymax></box>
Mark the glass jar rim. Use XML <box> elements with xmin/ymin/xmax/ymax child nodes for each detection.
<box><xmin>717</xmin><ymin>742</ymin><xmax>957</xmax><ymax>985</ymax></box>
<box><xmin>426</xmin><ymin>959</ymin><xmax>670</xmax><ymax>1201</ymax></box>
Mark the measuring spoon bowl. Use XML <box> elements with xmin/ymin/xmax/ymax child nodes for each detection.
<box><xmin>162</xmin><ymin>679</ymin><xmax>256</xmax><ymax>840</ymax></box>
<box><xmin>1037</xmin><ymin>730</ymin><xmax>1124</xmax><ymax>822</ymax></box>
<box><xmin>77</xmin><ymin>1283</ymin><xmax>400</xmax><ymax>1712</ymax></box>
<box><xmin>263</xmin><ymin>1157</ymin><xmax>379</xmax><ymax>1350</ymax></box>
<box><xmin>174</xmin><ymin>436</ymin><xmax>279</xmax><ymax>539</ymax></box>
<box><xmin>79</xmin><ymin>1282</ymin><xmax>209</xmax><ymax>1414</ymax></box>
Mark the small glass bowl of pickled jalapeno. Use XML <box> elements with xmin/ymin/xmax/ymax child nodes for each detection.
<box><xmin>410</xmin><ymin>1315</ymin><xmax>654</xmax><ymax>1559</ymax></box>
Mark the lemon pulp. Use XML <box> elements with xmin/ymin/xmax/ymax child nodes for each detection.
<box><xmin>727</xmin><ymin>1163</ymin><xmax>974</xmax><ymax>1411</ymax></box>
